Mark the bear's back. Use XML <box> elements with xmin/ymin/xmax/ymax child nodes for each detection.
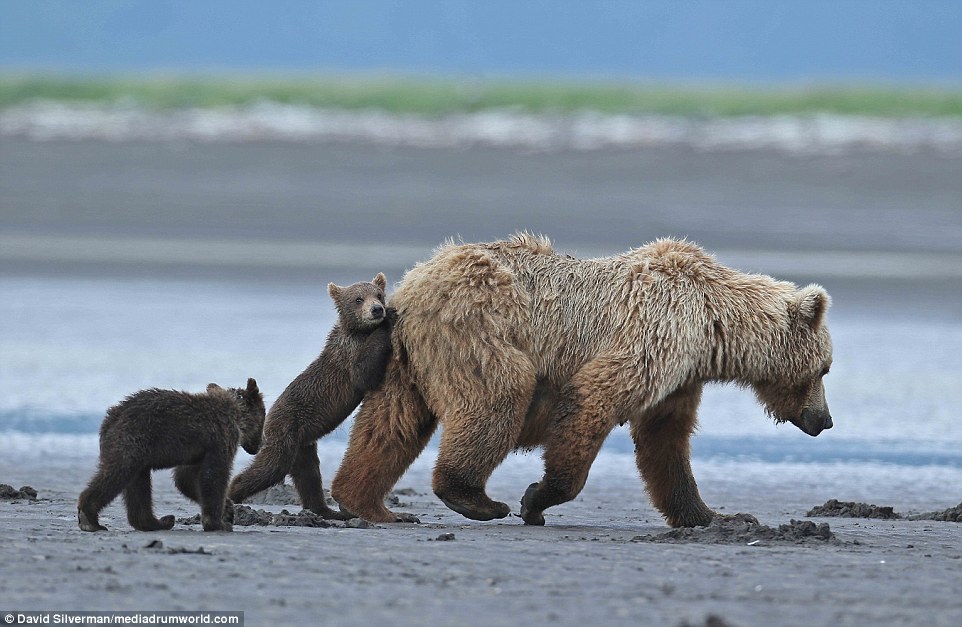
<box><xmin>102</xmin><ymin>388</ymin><xmax>240</xmax><ymax>454</ymax></box>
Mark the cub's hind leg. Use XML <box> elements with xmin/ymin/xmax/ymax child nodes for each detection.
<box><xmin>228</xmin><ymin>438</ymin><xmax>295</xmax><ymax>505</ymax></box>
<box><xmin>124</xmin><ymin>468</ymin><xmax>175</xmax><ymax>531</ymax></box>
<box><xmin>78</xmin><ymin>462</ymin><xmax>136</xmax><ymax>532</ymax></box>
<box><xmin>291</xmin><ymin>441</ymin><xmax>351</xmax><ymax>520</ymax></box>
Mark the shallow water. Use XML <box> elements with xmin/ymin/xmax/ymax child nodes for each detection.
<box><xmin>3</xmin><ymin>275</ymin><xmax>960</xmax><ymax>471</ymax></box>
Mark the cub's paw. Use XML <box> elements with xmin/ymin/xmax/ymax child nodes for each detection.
<box><xmin>158</xmin><ymin>515</ymin><xmax>176</xmax><ymax>530</ymax></box>
<box><xmin>78</xmin><ymin>510</ymin><xmax>108</xmax><ymax>532</ymax></box>
<box><xmin>202</xmin><ymin>517</ymin><xmax>233</xmax><ymax>532</ymax></box>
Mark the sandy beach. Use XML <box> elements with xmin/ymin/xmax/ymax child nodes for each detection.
<box><xmin>2</xmin><ymin>444</ymin><xmax>961</xmax><ymax>627</ymax></box>
<box><xmin>2</xmin><ymin>138</ymin><xmax>961</xmax><ymax>626</ymax></box>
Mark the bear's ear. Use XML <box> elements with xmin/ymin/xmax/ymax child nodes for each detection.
<box><xmin>795</xmin><ymin>284</ymin><xmax>831</xmax><ymax>330</ymax></box>
<box><xmin>206</xmin><ymin>383</ymin><xmax>223</xmax><ymax>393</ymax></box>
<box><xmin>373</xmin><ymin>272</ymin><xmax>386</xmax><ymax>291</ymax></box>
<box><xmin>246</xmin><ymin>377</ymin><xmax>259</xmax><ymax>396</ymax></box>
<box><xmin>327</xmin><ymin>282</ymin><xmax>341</xmax><ymax>300</ymax></box>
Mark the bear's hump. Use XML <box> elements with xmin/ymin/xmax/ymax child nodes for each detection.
<box><xmin>627</xmin><ymin>238</ymin><xmax>719</xmax><ymax>281</ymax></box>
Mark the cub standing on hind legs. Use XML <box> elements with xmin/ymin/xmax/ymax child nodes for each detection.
<box><xmin>78</xmin><ymin>378</ymin><xmax>265</xmax><ymax>532</ymax></box>
<box><xmin>228</xmin><ymin>273</ymin><xmax>395</xmax><ymax>520</ymax></box>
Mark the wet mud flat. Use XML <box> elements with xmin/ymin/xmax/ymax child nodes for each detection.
<box><xmin>3</xmin><ymin>464</ymin><xmax>962</xmax><ymax>627</ymax></box>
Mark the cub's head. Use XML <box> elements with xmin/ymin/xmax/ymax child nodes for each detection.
<box><xmin>208</xmin><ymin>378</ymin><xmax>266</xmax><ymax>454</ymax></box>
<box><xmin>752</xmin><ymin>285</ymin><xmax>834</xmax><ymax>437</ymax></box>
<box><xmin>328</xmin><ymin>273</ymin><xmax>388</xmax><ymax>333</ymax></box>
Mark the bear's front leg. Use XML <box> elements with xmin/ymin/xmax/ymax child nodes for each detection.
<box><xmin>631</xmin><ymin>384</ymin><xmax>733</xmax><ymax>527</ymax></box>
<box><xmin>197</xmin><ymin>449</ymin><xmax>234</xmax><ymax>532</ymax></box>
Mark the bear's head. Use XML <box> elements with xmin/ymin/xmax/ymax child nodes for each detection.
<box><xmin>328</xmin><ymin>273</ymin><xmax>389</xmax><ymax>333</ymax></box>
<box><xmin>751</xmin><ymin>285</ymin><xmax>834</xmax><ymax>437</ymax></box>
<box><xmin>208</xmin><ymin>378</ymin><xmax>266</xmax><ymax>454</ymax></box>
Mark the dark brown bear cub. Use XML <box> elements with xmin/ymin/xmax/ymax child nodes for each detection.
<box><xmin>78</xmin><ymin>378</ymin><xmax>265</xmax><ymax>532</ymax></box>
<box><xmin>228</xmin><ymin>274</ymin><xmax>394</xmax><ymax>519</ymax></box>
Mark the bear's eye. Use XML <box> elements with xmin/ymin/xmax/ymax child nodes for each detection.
<box><xmin>355</xmin><ymin>297</ymin><xmax>364</xmax><ymax>304</ymax></box>
<box><xmin>820</xmin><ymin>366</ymin><xmax>831</xmax><ymax>377</ymax></box>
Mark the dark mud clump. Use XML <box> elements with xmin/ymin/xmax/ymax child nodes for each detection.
<box><xmin>807</xmin><ymin>499</ymin><xmax>899</xmax><ymax>519</ymax></box>
<box><xmin>0</xmin><ymin>484</ymin><xmax>38</xmax><ymax>500</ymax></box>
<box><xmin>143</xmin><ymin>540</ymin><xmax>211</xmax><ymax>555</ymax></box>
<box><xmin>808</xmin><ymin>499</ymin><xmax>962</xmax><ymax>522</ymax></box>
<box><xmin>244</xmin><ymin>485</ymin><xmax>418</xmax><ymax>509</ymax></box>
<box><xmin>634</xmin><ymin>516</ymin><xmax>837</xmax><ymax>545</ymax></box>
<box><xmin>908</xmin><ymin>502</ymin><xmax>962</xmax><ymax>523</ymax></box>
<box><xmin>244</xmin><ymin>484</ymin><xmax>302</xmax><ymax>506</ymax></box>
<box><xmin>678</xmin><ymin>616</ymin><xmax>738</xmax><ymax>627</ymax></box>
<box><xmin>177</xmin><ymin>504</ymin><xmax>372</xmax><ymax>529</ymax></box>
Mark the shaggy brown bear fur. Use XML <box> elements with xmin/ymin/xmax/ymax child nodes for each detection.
<box><xmin>330</xmin><ymin>234</ymin><xmax>834</xmax><ymax>527</ymax></box>
<box><xmin>228</xmin><ymin>274</ymin><xmax>395</xmax><ymax>519</ymax></box>
<box><xmin>78</xmin><ymin>378</ymin><xmax>265</xmax><ymax>532</ymax></box>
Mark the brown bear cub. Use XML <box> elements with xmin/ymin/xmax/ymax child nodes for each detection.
<box><xmin>78</xmin><ymin>378</ymin><xmax>265</xmax><ymax>532</ymax></box>
<box><xmin>228</xmin><ymin>274</ymin><xmax>394</xmax><ymax>519</ymax></box>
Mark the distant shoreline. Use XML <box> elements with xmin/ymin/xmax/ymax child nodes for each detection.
<box><xmin>3</xmin><ymin>75</ymin><xmax>961</xmax><ymax>117</ymax></box>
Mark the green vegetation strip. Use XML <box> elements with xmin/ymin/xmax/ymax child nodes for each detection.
<box><xmin>2</xmin><ymin>75</ymin><xmax>961</xmax><ymax>117</ymax></box>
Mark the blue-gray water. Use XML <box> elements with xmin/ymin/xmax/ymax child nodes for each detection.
<box><xmin>3</xmin><ymin>275</ymin><xmax>961</xmax><ymax>470</ymax></box>
<box><xmin>2</xmin><ymin>1</ymin><xmax>960</xmax><ymax>80</ymax></box>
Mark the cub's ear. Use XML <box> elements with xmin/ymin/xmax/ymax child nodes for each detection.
<box><xmin>206</xmin><ymin>383</ymin><xmax>224</xmax><ymax>393</ymax></box>
<box><xmin>327</xmin><ymin>282</ymin><xmax>341</xmax><ymax>300</ymax></box>
<box><xmin>795</xmin><ymin>284</ymin><xmax>831</xmax><ymax>330</ymax></box>
<box><xmin>246</xmin><ymin>378</ymin><xmax>259</xmax><ymax>396</ymax></box>
<box><xmin>373</xmin><ymin>272</ymin><xmax>387</xmax><ymax>291</ymax></box>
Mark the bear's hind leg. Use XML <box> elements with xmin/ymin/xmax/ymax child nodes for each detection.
<box><xmin>228</xmin><ymin>440</ymin><xmax>294</xmax><ymax>505</ymax></box>
<box><xmin>433</xmin><ymin>416</ymin><xmax>518</xmax><ymax>521</ymax></box>
<box><xmin>124</xmin><ymin>468</ymin><xmax>175</xmax><ymax>531</ymax></box>
<box><xmin>331</xmin><ymin>364</ymin><xmax>437</xmax><ymax>523</ymax></box>
<box><xmin>630</xmin><ymin>384</ymin><xmax>718</xmax><ymax>528</ymax></box>
<box><xmin>433</xmin><ymin>366</ymin><xmax>536</xmax><ymax>521</ymax></box>
<box><xmin>78</xmin><ymin>463</ymin><xmax>136</xmax><ymax>532</ymax></box>
<box><xmin>173</xmin><ymin>464</ymin><xmax>202</xmax><ymax>502</ymax></box>
<box><xmin>291</xmin><ymin>441</ymin><xmax>351</xmax><ymax>520</ymax></box>
<box><xmin>519</xmin><ymin>358</ymin><xmax>624</xmax><ymax>525</ymax></box>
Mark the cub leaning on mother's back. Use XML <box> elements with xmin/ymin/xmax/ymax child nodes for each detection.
<box><xmin>229</xmin><ymin>274</ymin><xmax>396</xmax><ymax>519</ymax></box>
<box><xmin>331</xmin><ymin>234</ymin><xmax>835</xmax><ymax>526</ymax></box>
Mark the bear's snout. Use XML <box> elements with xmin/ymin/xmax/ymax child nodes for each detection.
<box><xmin>371</xmin><ymin>303</ymin><xmax>385</xmax><ymax>319</ymax></box>
<box><xmin>795</xmin><ymin>408</ymin><xmax>833</xmax><ymax>437</ymax></box>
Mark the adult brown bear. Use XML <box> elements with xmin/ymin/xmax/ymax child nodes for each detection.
<box><xmin>331</xmin><ymin>234</ymin><xmax>834</xmax><ymax>527</ymax></box>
